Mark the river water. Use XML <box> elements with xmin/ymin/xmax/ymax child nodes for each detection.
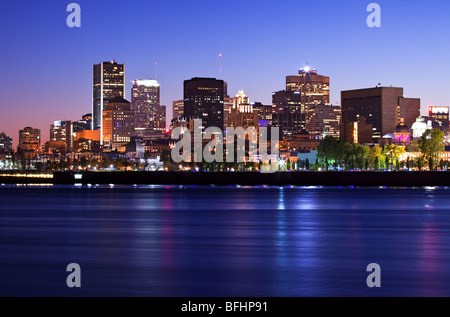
<box><xmin>0</xmin><ymin>184</ymin><xmax>449</xmax><ymax>296</ymax></box>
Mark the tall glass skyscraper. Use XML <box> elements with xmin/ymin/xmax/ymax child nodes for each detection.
<box><xmin>131</xmin><ymin>79</ymin><xmax>160</xmax><ymax>136</ymax></box>
<box><xmin>92</xmin><ymin>61</ymin><xmax>125</xmax><ymax>134</ymax></box>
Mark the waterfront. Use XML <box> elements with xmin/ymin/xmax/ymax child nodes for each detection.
<box><xmin>1</xmin><ymin>184</ymin><xmax>450</xmax><ymax>296</ymax></box>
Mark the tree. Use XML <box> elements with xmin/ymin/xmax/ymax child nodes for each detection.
<box><xmin>317</xmin><ymin>136</ymin><xmax>346</xmax><ymax>170</ymax></box>
<box><xmin>383</xmin><ymin>144</ymin><xmax>405</xmax><ymax>171</ymax></box>
<box><xmin>418</xmin><ymin>129</ymin><xmax>444</xmax><ymax>171</ymax></box>
<box><xmin>368</xmin><ymin>146</ymin><xmax>384</xmax><ymax>171</ymax></box>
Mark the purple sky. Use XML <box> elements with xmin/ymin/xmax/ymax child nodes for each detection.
<box><xmin>1</xmin><ymin>0</ymin><xmax>449</xmax><ymax>148</ymax></box>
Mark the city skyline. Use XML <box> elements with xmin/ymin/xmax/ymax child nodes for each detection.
<box><xmin>1</xmin><ymin>0</ymin><xmax>450</xmax><ymax>148</ymax></box>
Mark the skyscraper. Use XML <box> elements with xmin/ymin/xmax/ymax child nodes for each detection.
<box><xmin>286</xmin><ymin>68</ymin><xmax>330</xmax><ymax>108</ymax></box>
<box><xmin>172</xmin><ymin>100</ymin><xmax>184</xmax><ymax>120</ymax></box>
<box><xmin>229</xmin><ymin>90</ymin><xmax>259</xmax><ymax>130</ymax></box>
<box><xmin>155</xmin><ymin>105</ymin><xmax>166</xmax><ymax>132</ymax></box>
<box><xmin>306</xmin><ymin>105</ymin><xmax>341</xmax><ymax>138</ymax></box>
<box><xmin>273</xmin><ymin>68</ymin><xmax>330</xmax><ymax>139</ymax></box>
<box><xmin>131</xmin><ymin>79</ymin><xmax>160</xmax><ymax>136</ymax></box>
<box><xmin>341</xmin><ymin>87</ymin><xmax>420</xmax><ymax>143</ymax></box>
<box><xmin>184</xmin><ymin>77</ymin><xmax>224</xmax><ymax>131</ymax></box>
<box><xmin>272</xmin><ymin>90</ymin><xmax>304</xmax><ymax>138</ymax></box>
<box><xmin>93</xmin><ymin>61</ymin><xmax>125</xmax><ymax>133</ymax></box>
<box><xmin>102</xmin><ymin>97</ymin><xmax>135</xmax><ymax>151</ymax></box>
<box><xmin>50</xmin><ymin>120</ymin><xmax>71</xmax><ymax>153</ymax></box>
<box><xmin>18</xmin><ymin>127</ymin><xmax>40</xmax><ymax>158</ymax></box>
<box><xmin>0</xmin><ymin>132</ymin><xmax>13</xmax><ymax>154</ymax></box>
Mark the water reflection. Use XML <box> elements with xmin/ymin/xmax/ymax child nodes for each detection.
<box><xmin>1</xmin><ymin>185</ymin><xmax>450</xmax><ymax>296</ymax></box>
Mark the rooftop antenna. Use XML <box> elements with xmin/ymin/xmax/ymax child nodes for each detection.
<box><xmin>155</xmin><ymin>62</ymin><xmax>158</xmax><ymax>81</ymax></box>
<box><xmin>219</xmin><ymin>53</ymin><xmax>222</xmax><ymax>80</ymax></box>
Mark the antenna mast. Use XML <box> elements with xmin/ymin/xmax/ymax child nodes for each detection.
<box><xmin>219</xmin><ymin>53</ymin><xmax>222</xmax><ymax>80</ymax></box>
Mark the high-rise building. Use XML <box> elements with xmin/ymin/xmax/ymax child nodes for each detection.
<box><xmin>18</xmin><ymin>127</ymin><xmax>40</xmax><ymax>158</ymax></box>
<box><xmin>306</xmin><ymin>104</ymin><xmax>341</xmax><ymax>138</ymax></box>
<box><xmin>252</xmin><ymin>102</ymin><xmax>274</xmax><ymax>127</ymax></box>
<box><xmin>273</xmin><ymin>68</ymin><xmax>330</xmax><ymax>139</ymax></box>
<box><xmin>229</xmin><ymin>90</ymin><xmax>259</xmax><ymax>130</ymax></box>
<box><xmin>155</xmin><ymin>105</ymin><xmax>166</xmax><ymax>132</ymax></box>
<box><xmin>286</xmin><ymin>68</ymin><xmax>330</xmax><ymax>108</ymax></box>
<box><xmin>102</xmin><ymin>97</ymin><xmax>135</xmax><ymax>151</ymax></box>
<box><xmin>71</xmin><ymin>114</ymin><xmax>92</xmax><ymax>152</ymax></box>
<box><xmin>131</xmin><ymin>79</ymin><xmax>160</xmax><ymax>136</ymax></box>
<box><xmin>341</xmin><ymin>87</ymin><xmax>420</xmax><ymax>143</ymax></box>
<box><xmin>50</xmin><ymin>120</ymin><xmax>71</xmax><ymax>152</ymax></box>
<box><xmin>272</xmin><ymin>90</ymin><xmax>304</xmax><ymax>138</ymax></box>
<box><xmin>223</xmin><ymin>96</ymin><xmax>233</xmax><ymax>129</ymax></box>
<box><xmin>0</xmin><ymin>132</ymin><xmax>13</xmax><ymax>154</ymax></box>
<box><xmin>184</xmin><ymin>77</ymin><xmax>224</xmax><ymax>131</ymax></box>
<box><xmin>93</xmin><ymin>61</ymin><xmax>125</xmax><ymax>133</ymax></box>
<box><xmin>172</xmin><ymin>100</ymin><xmax>184</xmax><ymax>120</ymax></box>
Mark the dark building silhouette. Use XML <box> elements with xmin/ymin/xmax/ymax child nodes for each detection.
<box><xmin>341</xmin><ymin>87</ymin><xmax>420</xmax><ymax>142</ymax></box>
<box><xmin>184</xmin><ymin>77</ymin><xmax>224</xmax><ymax>131</ymax></box>
<box><xmin>272</xmin><ymin>90</ymin><xmax>304</xmax><ymax>139</ymax></box>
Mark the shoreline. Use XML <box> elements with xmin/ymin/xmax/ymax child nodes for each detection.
<box><xmin>1</xmin><ymin>171</ymin><xmax>450</xmax><ymax>187</ymax></box>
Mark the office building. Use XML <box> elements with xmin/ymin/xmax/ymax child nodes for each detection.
<box><xmin>102</xmin><ymin>97</ymin><xmax>135</xmax><ymax>151</ymax></box>
<box><xmin>341</xmin><ymin>87</ymin><xmax>420</xmax><ymax>143</ymax></box>
<box><xmin>184</xmin><ymin>77</ymin><xmax>224</xmax><ymax>131</ymax></box>
<box><xmin>155</xmin><ymin>104</ymin><xmax>166</xmax><ymax>132</ymax></box>
<box><xmin>228</xmin><ymin>90</ymin><xmax>259</xmax><ymax>130</ymax></box>
<box><xmin>341</xmin><ymin>117</ymin><xmax>374</xmax><ymax>144</ymax></box>
<box><xmin>0</xmin><ymin>132</ymin><xmax>13</xmax><ymax>154</ymax></box>
<box><xmin>306</xmin><ymin>104</ymin><xmax>341</xmax><ymax>138</ymax></box>
<box><xmin>286</xmin><ymin>68</ymin><xmax>330</xmax><ymax>108</ymax></box>
<box><xmin>18</xmin><ymin>127</ymin><xmax>41</xmax><ymax>158</ymax></box>
<box><xmin>172</xmin><ymin>100</ymin><xmax>184</xmax><ymax>120</ymax></box>
<box><xmin>73</xmin><ymin>130</ymin><xmax>101</xmax><ymax>153</ymax></box>
<box><xmin>50</xmin><ymin>120</ymin><xmax>71</xmax><ymax>153</ymax></box>
<box><xmin>272</xmin><ymin>90</ymin><xmax>304</xmax><ymax>138</ymax></box>
<box><xmin>93</xmin><ymin>61</ymin><xmax>125</xmax><ymax>132</ymax></box>
<box><xmin>252</xmin><ymin>102</ymin><xmax>274</xmax><ymax>127</ymax></box>
<box><xmin>131</xmin><ymin>79</ymin><xmax>160</xmax><ymax>136</ymax></box>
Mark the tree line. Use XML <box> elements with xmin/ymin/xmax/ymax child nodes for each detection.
<box><xmin>317</xmin><ymin>129</ymin><xmax>445</xmax><ymax>171</ymax></box>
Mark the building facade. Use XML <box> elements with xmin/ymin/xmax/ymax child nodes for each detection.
<box><xmin>50</xmin><ymin>120</ymin><xmax>71</xmax><ymax>153</ymax></box>
<box><xmin>184</xmin><ymin>77</ymin><xmax>224</xmax><ymax>131</ymax></box>
<box><xmin>93</xmin><ymin>61</ymin><xmax>125</xmax><ymax>132</ymax></box>
<box><xmin>306</xmin><ymin>104</ymin><xmax>341</xmax><ymax>138</ymax></box>
<box><xmin>155</xmin><ymin>105</ymin><xmax>166</xmax><ymax>132</ymax></box>
<box><xmin>0</xmin><ymin>132</ymin><xmax>13</xmax><ymax>154</ymax></box>
<box><xmin>272</xmin><ymin>90</ymin><xmax>304</xmax><ymax>139</ymax></box>
<box><xmin>172</xmin><ymin>100</ymin><xmax>184</xmax><ymax>121</ymax></box>
<box><xmin>341</xmin><ymin>87</ymin><xmax>420</xmax><ymax>143</ymax></box>
<box><xmin>18</xmin><ymin>127</ymin><xmax>41</xmax><ymax>158</ymax></box>
<box><xmin>102</xmin><ymin>97</ymin><xmax>135</xmax><ymax>151</ymax></box>
<box><xmin>131</xmin><ymin>79</ymin><xmax>160</xmax><ymax>136</ymax></box>
<box><xmin>286</xmin><ymin>68</ymin><xmax>330</xmax><ymax>108</ymax></box>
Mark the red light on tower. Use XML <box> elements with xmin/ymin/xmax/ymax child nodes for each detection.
<box><xmin>165</xmin><ymin>128</ymin><xmax>171</xmax><ymax>134</ymax></box>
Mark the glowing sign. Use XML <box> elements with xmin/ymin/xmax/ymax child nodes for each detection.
<box><xmin>429</xmin><ymin>106</ymin><xmax>449</xmax><ymax>114</ymax></box>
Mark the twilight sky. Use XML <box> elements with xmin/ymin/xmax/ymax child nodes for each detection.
<box><xmin>1</xmin><ymin>0</ymin><xmax>449</xmax><ymax>147</ymax></box>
